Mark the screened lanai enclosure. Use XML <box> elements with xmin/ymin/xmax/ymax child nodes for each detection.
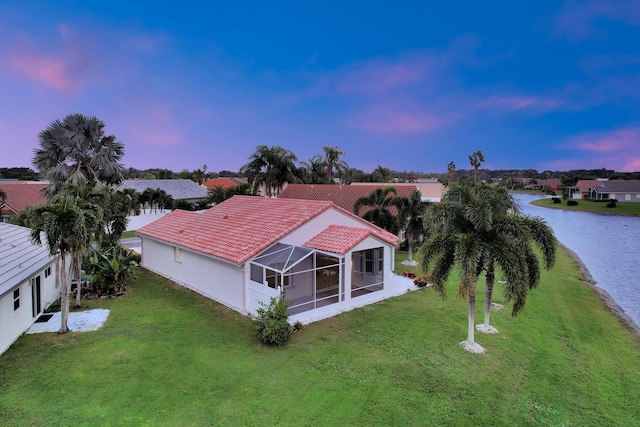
<box><xmin>248</xmin><ymin>243</ymin><xmax>385</xmax><ymax>315</ymax></box>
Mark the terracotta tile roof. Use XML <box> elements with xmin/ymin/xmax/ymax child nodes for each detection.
<box><xmin>137</xmin><ymin>196</ymin><xmax>397</xmax><ymax>265</ymax></box>
<box><xmin>202</xmin><ymin>178</ymin><xmax>247</xmax><ymax>190</ymax></box>
<box><xmin>0</xmin><ymin>181</ymin><xmax>48</xmax><ymax>216</ymax></box>
<box><xmin>575</xmin><ymin>179</ymin><xmax>601</xmax><ymax>193</ymax></box>
<box><xmin>278</xmin><ymin>184</ymin><xmax>415</xmax><ymax>214</ymax></box>
<box><xmin>304</xmin><ymin>225</ymin><xmax>376</xmax><ymax>255</ymax></box>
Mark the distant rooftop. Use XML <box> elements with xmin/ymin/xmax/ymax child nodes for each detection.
<box><xmin>116</xmin><ymin>179</ymin><xmax>208</xmax><ymax>201</ymax></box>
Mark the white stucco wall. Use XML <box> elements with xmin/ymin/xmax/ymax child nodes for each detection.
<box><xmin>0</xmin><ymin>262</ymin><xmax>59</xmax><ymax>356</ymax></box>
<box><xmin>141</xmin><ymin>238</ymin><xmax>245</xmax><ymax>314</ymax></box>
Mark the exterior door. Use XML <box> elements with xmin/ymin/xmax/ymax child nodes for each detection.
<box><xmin>31</xmin><ymin>276</ymin><xmax>41</xmax><ymax>318</ymax></box>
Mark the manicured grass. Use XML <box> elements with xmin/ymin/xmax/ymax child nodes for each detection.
<box><xmin>121</xmin><ymin>230</ymin><xmax>137</xmax><ymax>239</ymax></box>
<box><xmin>1</xmin><ymin>249</ymin><xmax>639</xmax><ymax>426</ymax></box>
<box><xmin>532</xmin><ymin>197</ymin><xmax>640</xmax><ymax>216</ymax></box>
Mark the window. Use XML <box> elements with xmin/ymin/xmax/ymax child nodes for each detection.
<box><xmin>13</xmin><ymin>288</ymin><xmax>20</xmax><ymax>311</ymax></box>
<box><xmin>250</xmin><ymin>263</ymin><xmax>263</xmax><ymax>283</ymax></box>
<box><xmin>173</xmin><ymin>247</ymin><xmax>181</xmax><ymax>262</ymax></box>
<box><xmin>44</xmin><ymin>266</ymin><xmax>51</xmax><ymax>278</ymax></box>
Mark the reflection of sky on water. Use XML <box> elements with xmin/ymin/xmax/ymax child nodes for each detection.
<box><xmin>514</xmin><ymin>194</ymin><xmax>640</xmax><ymax>328</ymax></box>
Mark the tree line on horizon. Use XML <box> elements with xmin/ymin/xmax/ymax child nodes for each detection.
<box><xmin>4</xmin><ymin>165</ymin><xmax>640</xmax><ymax>189</ymax></box>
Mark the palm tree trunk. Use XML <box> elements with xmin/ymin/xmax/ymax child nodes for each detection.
<box><xmin>484</xmin><ymin>264</ymin><xmax>495</xmax><ymax>328</ymax></box>
<box><xmin>74</xmin><ymin>253</ymin><xmax>82</xmax><ymax>308</ymax></box>
<box><xmin>59</xmin><ymin>253</ymin><xmax>69</xmax><ymax>334</ymax></box>
<box><xmin>468</xmin><ymin>278</ymin><xmax>476</xmax><ymax>344</ymax></box>
<box><xmin>407</xmin><ymin>231</ymin><xmax>414</xmax><ymax>262</ymax></box>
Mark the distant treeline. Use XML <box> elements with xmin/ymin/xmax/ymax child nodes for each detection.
<box><xmin>3</xmin><ymin>166</ymin><xmax>639</xmax><ymax>186</ymax></box>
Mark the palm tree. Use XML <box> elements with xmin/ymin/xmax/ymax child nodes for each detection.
<box><xmin>241</xmin><ymin>145</ymin><xmax>302</xmax><ymax>197</ymax></box>
<box><xmin>468</xmin><ymin>150</ymin><xmax>485</xmax><ymax>184</ymax></box>
<box><xmin>118</xmin><ymin>188</ymin><xmax>140</xmax><ymax>216</ymax></box>
<box><xmin>322</xmin><ymin>145</ymin><xmax>348</xmax><ymax>183</ymax></box>
<box><xmin>470</xmin><ymin>185</ymin><xmax>556</xmax><ymax>334</ymax></box>
<box><xmin>447</xmin><ymin>162</ymin><xmax>456</xmax><ymax>185</ymax></box>
<box><xmin>420</xmin><ymin>182</ymin><xmax>556</xmax><ymax>353</ymax></box>
<box><xmin>353</xmin><ymin>187</ymin><xmax>399</xmax><ymax>233</ymax></box>
<box><xmin>140</xmin><ymin>188</ymin><xmax>153</xmax><ymax>214</ymax></box>
<box><xmin>300</xmin><ymin>155</ymin><xmax>327</xmax><ymax>184</ymax></box>
<box><xmin>33</xmin><ymin>114</ymin><xmax>125</xmax><ymax>197</ymax></box>
<box><xmin>29</xmin><ymin>192</ymin><xmax>102</xmax><ymax>331</ymax></box>
<box><xmin>395</xmin><ymin>189</ymin><xmax>428</xmax><ymax>264</ymax></box>
<box><xmin>371</xmin><ymin>165</ymin><xmax>393</xmax><ymax>183</ymax></box>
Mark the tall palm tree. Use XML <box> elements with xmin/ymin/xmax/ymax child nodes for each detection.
<box><xmin>354</xmin><ymin>187</ymin><xmax>399</xmax><ymax>233</ymax></box>
<box><xmin>241</xmin><ymin>145</ymin><xmax>302</xmax><ymax>197</ymax></box>
<box><xmin>468</xmin><ymin>150</ymin><xmax>485</xmax><ymax>184</ymax></box>
<box><xmin>470</xmin><ymin>184</ymin><xmax>556</xmax><ymax>334</ymax></box>
<box><xmin>29</xmin><ymin>192</ymin><xmax>103</xmax><ymax>332</ymax></box>
<box><xmin>395</xmin><ymin>189</ymin><xmax>428</xmax><ymax>264</ymax></box>
<box><xmin>420</xmin><ymin>182</ymin><xmax>556</xmax><ymax>353</ymax></box>
<box><xmin>33</xmin><ymin>114</ymin><xmax>125</xmax><ymax>197</ymax></box>
<box><xmin>322</xmin><ymin>145</ymin><xmax>348</xmax><ymax>183</ymax></box>
<box><xmin>447</xmin><ymin>162</ymin><xmax>456</xmax><ymax>185</ymax></box>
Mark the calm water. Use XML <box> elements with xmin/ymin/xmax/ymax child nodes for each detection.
<box><xmin>514</xmin><ymin>194</ymin><xmax>640</xmax><ymax>327</ymax></box>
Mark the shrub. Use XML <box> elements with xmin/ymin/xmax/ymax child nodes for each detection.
<box><xmin>254</xmin><ymin>295</ymin><xmax>293</xmax><ymax>346</ymax></box>
<box><xmin>567</xmin><ymin>200</ymin><xmax>578</xmax><ymax>206</ymax></box>
<box><xmin>402</xmin><ymin>271</ymin><xmax>416</xmax><ymax>278</ymax></box>
<box><xmin>413</xmin><ymin>274</ymin><xmax>431</xmax><ymax>288</ymax></box>
<box><xmin>84</xmin><ymin>244</ymin><xmax>138</xmax><ymax>297</ymax></box>
<box><xmin>552</xmin><ymin>197</ymin><xmax>561</xmax><ymax>204</ymax></box>
<box><xmin>607</xmin><ymin>199</ymin><xmax>617</xmax><ymax>208</ymax></box>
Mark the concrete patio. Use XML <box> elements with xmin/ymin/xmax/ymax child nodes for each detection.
<box><xmin>26</xmin><ymin>309</ymin><xmax>110</xmax><ymax>334</ymax></box>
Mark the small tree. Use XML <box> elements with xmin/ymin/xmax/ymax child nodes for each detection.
<box><xmin>254</xmin><ymin>295</ymin><xmax>293</xmax><ymax>346</ymax></box>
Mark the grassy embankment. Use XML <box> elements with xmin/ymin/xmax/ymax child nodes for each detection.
<box><xmin>532</xmin><ymin>197</ymin><xmax>640</xmax><ymax>216</ymax></box>
<box><xmin>1</xmin><ymin>250</ymin><xmax>639</xmax><ymax>426</ymax></box>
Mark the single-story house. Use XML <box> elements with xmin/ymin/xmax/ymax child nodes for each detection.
<box><xmin>202</xmin><ymin>177</ymin><xmax>247</xmax><ymax>190</ymax></box>
<box><xmin>0</xmin><ymin>181</ymin><xmax>48</xmax><ymax>223</ymax></box>
<box><xmin>589</xmin><ymin>180</ymin><xmax>640</xmax><ymax>202</ymax></box>
<box><xmin>0</xmin><ymin>223</ymin><xmax>60</xmax><ymax>355</ymax></box>
<box><xmin>137</xmin><ymin>196</ymin><xmax>404</xmax><ymax>324</ymax></box>
<box><xmin>565</xmin><ymin>179</ymin><xmax>603</xmax><ymax>199</ymax></box>
<box><xmin>278</xmin><ymin>184</ymin><xmax>417</xmax><ymax>214</ymax></box>
<box><xmin>116</xmin><ymin>179</ymin><xmax>209</xmax><ymax>203</ymax></box>
<box><xmin>351</xmin><ymin>181</ymin><xmax>445</xmax><ymax>202</ymax></box>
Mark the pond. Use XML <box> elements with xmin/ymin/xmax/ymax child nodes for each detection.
<box><xmin>514</xmin><ymin>194</ymin><xmax>640</xmax><ymax>328</ymax></box>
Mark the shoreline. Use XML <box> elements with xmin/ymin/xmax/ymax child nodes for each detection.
<box><xmin>559</xmin><ymin>242</ymin><xmax>640</xmax><ymax>337</ymax></box>
<box><xmin>530</xmin><ymin>198</ymin><xmax>640</xmax><ymax>217</ymax></box>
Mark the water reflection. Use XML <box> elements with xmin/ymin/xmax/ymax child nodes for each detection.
<box><xmin>513</xmin><ymin>194</ymin><xmax>640</xmax><ymax>328</ymax></box>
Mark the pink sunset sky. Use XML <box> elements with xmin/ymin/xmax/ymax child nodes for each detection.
<box><xmin>1</xmin><ymin>1</ymin><xmax>639</xmax><ymax>173</ymax></box>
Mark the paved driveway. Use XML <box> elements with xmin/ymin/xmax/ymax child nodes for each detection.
<box><xmin>121</xmin><ymin>237</ymin><xmax>141</xmax><ymax>253</ymax></box>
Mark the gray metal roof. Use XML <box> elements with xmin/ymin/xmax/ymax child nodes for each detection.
<box><xmin>116</xmin><ymin>179</ymin><xmax>209</xmax><ymax>201</ymax></box>
<box><xmin>0</xmin><ymin>223</ymin><xmax>55</xmax><ymax>297</ymax></box>
<box><xmin>596</xmin><ymin>180</ymin><xmax>640</xmax><ymax>192</ymax></box>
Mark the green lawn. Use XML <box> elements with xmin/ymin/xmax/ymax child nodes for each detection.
<box><xmin>1</xmin><ymin>249</ymin><xmax>639</xmax><ymax>426</ymax></box>
<box><xmin>121</xmin><ymin>230</ymin><xmax>137</xmax><ymax>239</ymax></box>
<box><xmin>532</xmin><ymin>197</ymin><xmax>640</xmax><ymax>216</ymax></box>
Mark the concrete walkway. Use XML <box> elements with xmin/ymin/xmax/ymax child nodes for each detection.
<box><xmin>26</xmin><ymin>309</ymin><xmax>110</xmax><ymax>334</ymax></box>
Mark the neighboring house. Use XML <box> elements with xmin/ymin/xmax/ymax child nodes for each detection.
<box><xmin>566</xmin><ymin>179</ymin><xmax>603</xmax><ymax>199</ymax></box>
<box><xmin>202</xmin><ymin>177</ymin><xmax>247</xmax><ymax>190</ymax></box>
<box><xmin>0</xmin><ymin>181</ymin><xmax>48</xmax><ymax>223</ymax></box>
<box><xmin>278</xmin><ymin>184</ymin><xmax>417</xmax><ymax>213</ymax></box>
<box><xmin>137</xmin><ymin>196</ymin><xmax>402</xmax><ymax>324</ymax></box>
<box><xmin>533</xmin><ymin>179</ymin><xmax>563</xmax><ymax>191</ymax></box>
<box><xmin>588</xmin><ymin>180</ymin><xmax>640</xmax><ymax>202</ymax></box>
<box><xmin>116</xmin><ymin>179</ymin><xmax>209</xmax><ymax>203</ymax></box>
<box><xmin>0</xmin><ymin>223</ymin><xmax>61</xmax><ymax>355</ymax></box>
<box><xmin>351</xmin><ymin>181</ymin><xmax>444</xmax><ymax>202</ymax></box>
